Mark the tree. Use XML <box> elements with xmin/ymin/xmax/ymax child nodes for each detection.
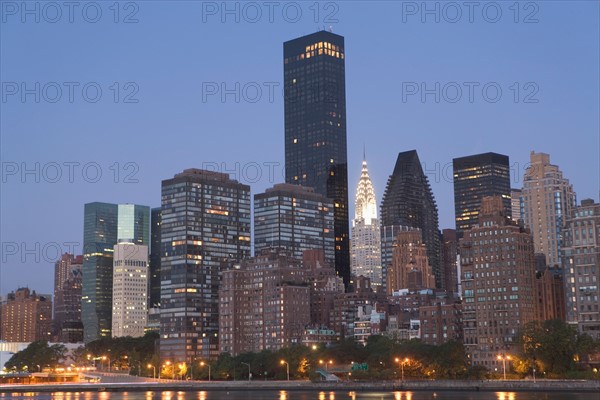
<box><xmin>517</xmin><ymin>319</ymin><xmax>599</xmax><ymax>375</ymax></box>
<box><xmin>4</xmin><ymin>341</ymin><xmax>67</xmax><ymax>371</ymax></box>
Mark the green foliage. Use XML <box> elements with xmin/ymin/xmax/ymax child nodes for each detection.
<box><xmin>517</xmin><ymin>319</ymin><xmax>600</xmax><ymax>375</ymax></box>
<box><xmin>4</xmin><ymin>341</ymin><xmax>67</xmax><ymax>371</ymax></box>
<box><xmin>85</xmin><ymin>331</ymin><xmax>159</xmax><ymax>375</ymax></box>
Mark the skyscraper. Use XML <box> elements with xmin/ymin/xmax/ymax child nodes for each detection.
<box><xmin>112</xmin><ymin>243</ymin><xmax>149</xmax><ymax>338</ymax></box>
<box><xmin>380</xmin><ymin>150</ymin><xmax>442</xmax><ymax>288</ymax></box>
<box><xmin>351</xmin><ymin>158</ymin><xmax>382</xmax><ymax>287</ymax></box>
<box><xmin>453</xmin><ymin>152</ymin><xmax>511</xmax><ymax>238</ymax></box>
<box><xmin>521</xmin><ymin>151</ymin><xmax>576</xmax><ymax>267</ymax></box>
<box><xmin>284</xmin><ymin>31</ymin><xmax>350</xmax><ymax>285</ymax></box>
<box><xmin>160</xmin><ymin>169</ymin><xmax>251</xmax><ymax>362</ymax></box>
<box><xmin>82</xmin><ymin>202</ymin><xmax>118</xmax><ymax>343</ymax></box>
<box><xmin>563</xmin><ymin>199</ymin><xmax>600</xmax><ymax>339</ymax></box>
<box><xmin>254</xmin><ymin>183</ymin><xmax>334</xmax><ymax>266</ymax></box>
<box><xmin>82</xmin><ymin>202</ymin><xmax>150</xmax><ymax>343</ymax></box>
<box><xmin>460</xmin><ymin>196</ymin><xmax>538</xmax><ymax>367</ymax></box>
<box><xmin>53</xmin><ymin>253</ymin><xmax>83</xmax><ymax>342</ymax></box>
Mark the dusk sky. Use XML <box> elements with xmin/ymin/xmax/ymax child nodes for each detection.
<box><xmin>1</xmin><ymin>1</ymin><xmax>599</xmax><ymax>295</ymax></box>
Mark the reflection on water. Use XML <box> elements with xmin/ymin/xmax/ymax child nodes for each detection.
<box><xmin>0</xmin><ymin>391</ymin><xmax>594</xmax><ymax>400</ymax></box>
<box><xmin>497</xmin><ymin>393</ymin><xmax>517</xmax><ymax>400</ymax></box>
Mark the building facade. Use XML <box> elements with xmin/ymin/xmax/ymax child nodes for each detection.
<box><xmin>381</xmin><ymin>150</ymin><xmax>442</xmax><ymax>288</ymax></box>
<box><xmin>510</xmin><ymin>188</ymin><xmax>522</xmax><ymax>223</ymax></box>
<box><xmin>563</xmin><ymin>199</ymin><xmax>600</xmax><ymax>339</ymax></box>
<box><xmin>387</xmin><ymin>229</ymin><xmax>436</xmax><ymax>293</ymax></box>
<box><xmin>441</xmin><ymin>229</ymin><xmax>459</xmax><ymax>295</ymax></box>
<box><xmin>521</xmin><ymin>151</ymin><xmax>576</xmax><ymax>267</ymax></box>
<box><xmin>453</xmin><ymin>152</ymin><xmax>511</xmax><ymax>238</ymax></box>
<box><xmin>0</xmin><ymin>288</ymin><xmax>52</xmax><ymax>342</ymax></box>
<box><xmin>112</xmin><ymin>243</ymin><xmax>149</xmax><ymax>338</ymax></box>
<box><xmin>219</xmin><ymin>249</ymin><xmax>310</xmax><ymax>355</ymax></box>
<box><xmin>459</xmin><ymin>196</ymin><xmax>538</xmax><ymax>367</ymax></box>
<box><xmin>53</xmin><ymin>253</ymin><xmax>83</xmax><ymax>343</ymax></box>
<box><xmin>160</xmin><ymin>169</ymin><xmax>251</xmax><ymax>362</ymax></box>
<box><xmin>149</xmin><ymin>207</ymin><xmax>162</xmax><ymax>308</ymax></box>
<box><xmin>284</xmin><ymin>30</ymin><xmax>350</xmax><ymax>285</ymax></box>
<box><xmin>351</xmin><ymin>158</ymin><xmax>382</xmax><ymax>287</ymax></box>
<box><xmin>254</xmin><ymin>183</ymin><xmax>334</xmax><ymax>266</ymax></box>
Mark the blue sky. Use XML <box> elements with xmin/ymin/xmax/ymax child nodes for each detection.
<box><xmin>1</xmin><ymin>1</ymin><xmax>599</xmax><ymax>295</ymax></box>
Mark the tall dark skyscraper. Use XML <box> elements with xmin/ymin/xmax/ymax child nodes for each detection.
<box><xmin>160</xmin><ymin>169</ymin><xmax>251</xmax><ymax>362</ymax></box>
<box><xmin>82</xmin><ymin>202</ymin><xmax>150</xmax><ymax>343</ymax></box>
<box><xmin>380</xmin><ymin>150</ymin><xmax>442</xmax><ymax>288</ymax></box>
<box><xmin>283</xmin><ymin>31</ymin><xmax>350</xmax><ymax>285</ymax></box>
<box><xmin>149</xmin><ymin>207</ymin><xmax>162</xmax><ymax>308</ymax></box>
<box><xmin>453</xmin><ymin>152</ymin><xmax>511</xmax><ymax>237</ymax></box>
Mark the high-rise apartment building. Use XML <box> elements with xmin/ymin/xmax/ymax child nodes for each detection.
<box><xmin>0</xmin><ymin>288</ymin><xmax>52</xmax><ymax>342</ymax></box>
<box><xmin>160</xmin><ymin>169</ymin><xmax>251</xmax><ymax>362</ymax></box>
<box><xmin>453</xmin><ymin>152</ymin><xmax>511</xmax><ymax>238</ymax></box>
<box><xmin>351</xmin><ymin>158</ymin><xmax>382</xmax><ymax>287</ymax></box>
<box><xmin>53</xmin><ymin>253</ymin><xmax>83</xmax><ymax>342</ymax></box>
<box><xmin>284</xmin><ymin>30</ymin><xmax>350</xmax><ymax>285</ymax></box>
<box><xmin>387</xmin><ymin>229</ymin><xmax>435</xmax><ymax>293</ymax></box>
<box><xmin>112</xmin><ymin>243</ymin><xmax>149</xmax><ymax>338</ymax></box>
<box><xmin>521</xmin><ymin>151</ymin><xmax>576</xmax><ymax>267</ymax></box>
<box><xmin>563</xmin><ymin>199</ymin><xmax>600</xmax><ymax>339</ymax></box>
<box><xmin>254</xmin><ymin>183</ymin><xmax>334</xmax><ymax>266</ymax></box>
<box><xmin>381</xmin><ymin>150</ymin><xmax>442</xmax><ymax>288</ymax></box>
<box><xmin>219</xmin><ymin>249</ymin><xmax>310</xmax><ymax>355</ymax></box>
<box><xmin>82</xmin><ymin>202</ymin><xmax>150</xmax><ymax>343</ymax></box>
<box><xmin>460</xmin><ymin>196</ymin><xmax>538</xmax><ymax>367</ymax></box>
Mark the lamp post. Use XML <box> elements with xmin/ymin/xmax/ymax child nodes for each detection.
<box><xmin>147</xmin><ymin>364</ymin><xmax>156</xmax><ymax>379</ymax></box>
<box><xmin>496</xmin><ymin>354</ymin><xmax>511</xmax><ymax>380</ymax></box>
<box><xmin>164</xmin><ymin>361</ymin><xmax>172</xmax><ymax>380</ymax></box>
<box><xmin>280</xmin><ymin>360</ymin><xmax>290</xmax><ymax>381</ymax></box>
<box><xmin>200</xmin><ymin>361</ymin><xmax>211</xmax><ymax>381</ymax></box>
<box><xmin>102</xmin><ymin>356</ymin><xmax>111</xmax><ymax>372</ymax></box>
<box><xmin>395</xmin><ymin>357</ymin><xmax>409</xmax><ymax>382</ymax></box>
<box><xmin>241</xmin><ymin>362</ymin><xmax>251</xmax><ymax>382</ymax></box>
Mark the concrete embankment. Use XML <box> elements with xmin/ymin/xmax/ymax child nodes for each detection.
<box><xmin>1</xmin><ymin>379</ymin><xmax>599</xmax><ymax>393</ymax></box>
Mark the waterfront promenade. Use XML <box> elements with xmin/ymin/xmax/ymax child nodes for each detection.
<box><xmin>1</xmin><ymin>377</ymin><xmax>599</xmax><ymax>393</ymax></box>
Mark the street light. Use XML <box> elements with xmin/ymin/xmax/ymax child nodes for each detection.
<box><xmin>318</xmin><ymin>360</ymin><xmax>333</xmax><ymax>371</ymax></box>
<box><xmin>147</xmin><ymin>364</ymin><xmax>156</xmax><ymax>379</ymax></box>
<box><xmin>102</xmin><ymin>356</ymin><xmax>111</xmax><ymax>372</ymax></box>
<box><xmin>280</xmin><ymin>360</ymin><xmax>290</xmax><ymax>381</ymax></box>
<box><xmin>241</xmin><ymin>362</ymin><xmax>251</xmax><ymax>382</ymax></box>
<box><xmin>395</xmin><ymin>357</ymin><xmax>409</xmax><ymax>382</ymax></box>
<box><xmin>200</xmin><ymin>361</ymin><xmax>211</xmax><ymax>381</ymax></box>
<box><xmin>496</xmin><ymin>354</ymin><xmax>511</xmax><ymax>380</ymax></box>
<box><xmin>164</xmin><ymin>361</ymin><xmax>172</xmax><ymax>379</ymax></box>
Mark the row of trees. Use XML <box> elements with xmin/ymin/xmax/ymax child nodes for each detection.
<box><xmin>4</xmin><ymin>320</ymin><xmax>599</xmax><ymax>380</ymax></box>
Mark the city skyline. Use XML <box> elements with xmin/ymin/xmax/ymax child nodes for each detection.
<box><xmin>2</xmin><ymin>3</ymin><xmax>599</xmax><ymax>296</ymax></box>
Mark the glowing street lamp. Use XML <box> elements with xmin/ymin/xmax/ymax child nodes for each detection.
<box><xmin>280</xmin><ymin>360</ymin><xmax>290</xmax><ymax>381</ymax></box>
<box><xmin>496</xmin><ymin>354</ymin><xmax>511</xmax><ymax>380</ymax></box>
<box><xmin>102</xmin><ymin>356</ymin><xmax>111</xmax><ymax>372</ymax></box>
<box><xmin>395</xmin><ymin>357</ymin><xmax>410</xmax><ymax>382</ymax></box>
<box><xmin>147</xmin><ymin>364</ymin><xmax>156</xmax><ymax>379</ymax></box>
<box><xmin>200</xmin><ymin>361</ymin><xmax>211</xmax><ymax>381</ymax></box>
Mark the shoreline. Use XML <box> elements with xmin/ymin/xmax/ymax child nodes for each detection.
<box><xmin>1</xmin><ymin>380</ymin><xmax>599</xmax><ymax>393</ymax></box>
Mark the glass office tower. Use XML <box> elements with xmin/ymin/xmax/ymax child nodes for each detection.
<box><xmin>284</xmin><ymin>30</ymin><xmax>350</xmax><ymax>285</ymax></box>
<box><xmin>453</xmin><ymin>152</ymin><xmax>511</xmax><ymax>238</ymax></box>
<box><xmin>82</xmin><ymin>202</ymin><xmax>149</xmax><ymax>343</ymax></box>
